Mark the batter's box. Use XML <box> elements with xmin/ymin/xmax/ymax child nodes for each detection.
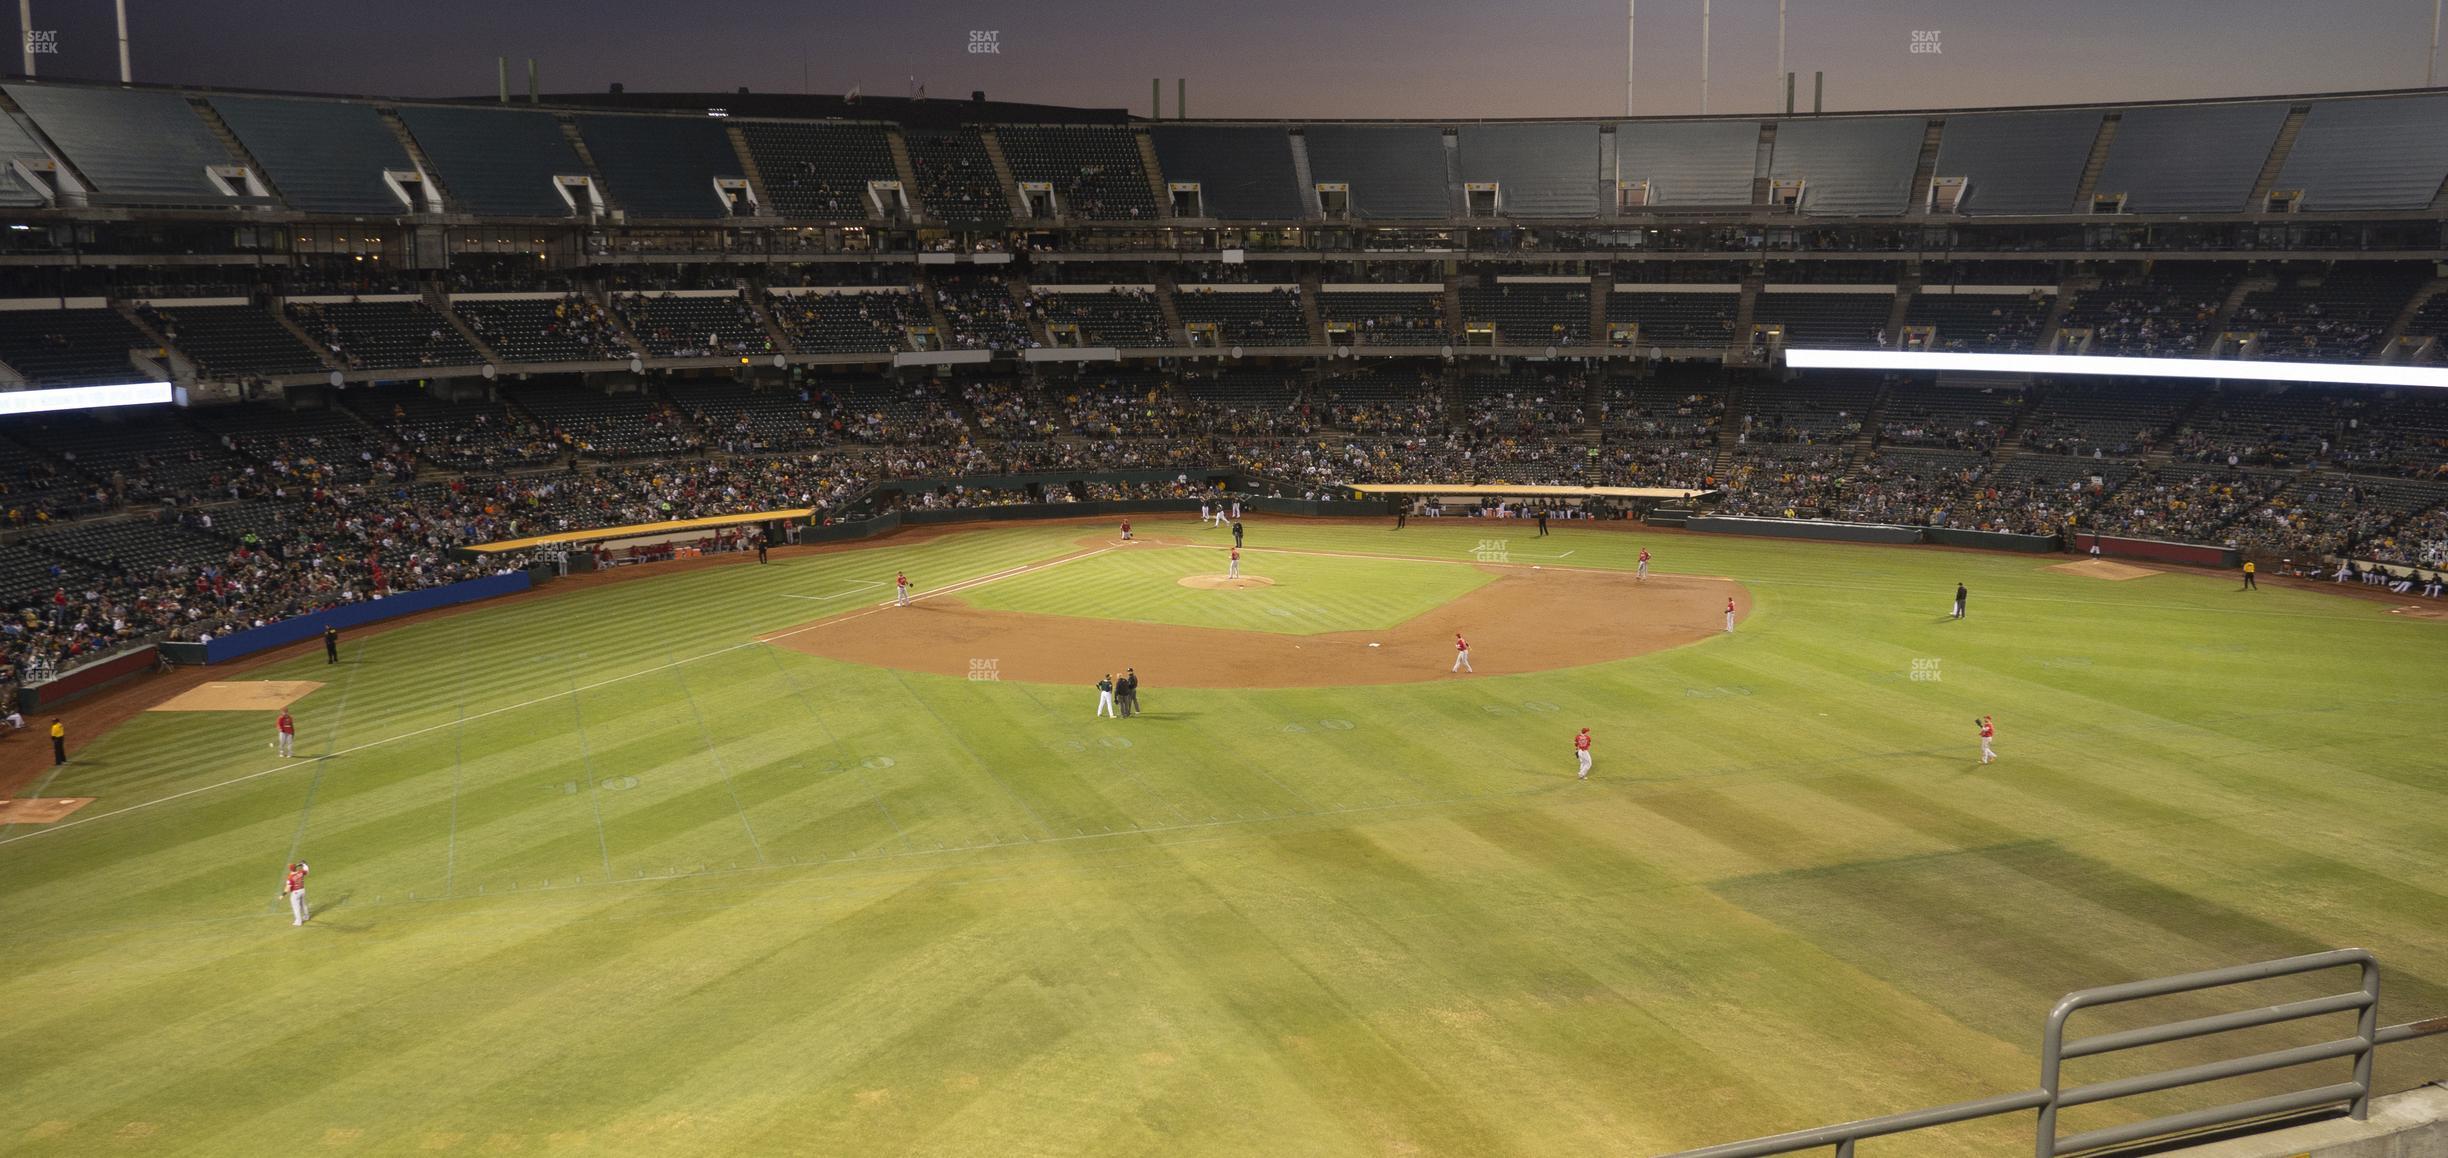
<box><xmin>0</xmin><ymin>797</ymin><xmax>96</xmax><ymax>824</ymax></box>
<box><xmin>149</xmin><ymin>680</ymin><xmax>325</xmax><ymax>712</ymax></box>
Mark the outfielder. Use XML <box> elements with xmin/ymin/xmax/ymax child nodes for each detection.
<box><xmin>1636</xmin><ymin>548</ymin><xmax>1651</xmax><ymax>582</ymax></box>
<box><xmin>275</xmin><ymin>709</ymin><xmax>295</xmax><ymax>758</ymax></box>
<box><xmin>1574</xmin><ymin>727</ymin><xmax>1592</xmax><ymax>780</ymax></box>
<box><xmin>1977</xmin><ymin>716</ymin><xmax>1997</xmax><ymax>764</ymax></box>
<box><xmin>1227</xmin><ymin>547</ymin><xmax>1241</xmax><ymax>579</ymax></box>
<box><xmin>1725</xmin><ymin>597</ymin><xmax>1737</xmax><ymax>633</ymax></box>
<box><xmin>1452</xmin><ymin>632</ymin><xmax>1472</xmax><ymax>672</ymax></box>
<box><xmin>895</xmin><ymin>571</ymin><xmax>911</xmax><ymax>607</ymax></box>
<box><xmin>282</xmin><ymin>861</ymin><xmax>311</xmax><ymax>926</ymax></box>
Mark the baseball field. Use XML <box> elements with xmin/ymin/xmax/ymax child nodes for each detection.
<box><xmin>1</xmin><ymin>515</ymin><xmax>2443</xmax><ymax>1156</ymax></box>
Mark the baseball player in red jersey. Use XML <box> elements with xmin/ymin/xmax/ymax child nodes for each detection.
<box><xmin>282</xmin><ymin>861</ymin><xmax>311</xmax><ymax>926</ymax></box>
<box><xmin>1978</xmin><ymin>716</ymin><xmax>1996</xmax><ymax>765</ymax></box>
<box><xmin>1227</xmin><ymin>547</ymin><xmax>1241</xmax><ymax>579</ymax></box>
<box><xmin>1637</xmin><ymin>548</ymin><xmax>1651</xmax><ymax>582</ymax></box>
<box><xmin>1452</xmin><ymin>632</ymin><xmax>1472</xmax><ymax>672</ymax></box>
<box><xmin>275</xmin><ymin>709</ymin><xmax>295</xmax><ymax>758</ymax></box>
<box><xmin>1120</xmin><ymin>517</ymin><xmax>1133</xmax><ymax>542</ymax></box>
<box><xmin>1574</xmin><ymin>727</ymin><xmax>1592</xmax><ymax>779</ymax></box>
<box><xmin>895</xmin><ymin>570</ymin><xmax>911</xmax><ymax>607</ymax></box>
<box><xmin>1724</xmin><ymin>596</ymin><xmax>1737</xmax><ymax>633</ymax></box>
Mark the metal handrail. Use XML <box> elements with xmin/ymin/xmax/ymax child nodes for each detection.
<box><xmin>2035</xmin><ymin>948</ymin><xmax>2380</xmax><ymax>1157</ymax></box>
<box><xmin>1660</xmin><ymin>1089</ymin><xmax>2053</xmax><ymax>1158</ymax></box>
<box><xmin>1654</xmin><ymin>948</ymin><xmax>2448</xmax><ymax>1158</ymax></box>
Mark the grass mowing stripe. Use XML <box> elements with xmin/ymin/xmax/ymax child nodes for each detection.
<box><xmin>564</xmin><ymin>675</ymin><xmax>615</xmax><ymax>879</ymax></box>
<box><xmin>1007</xmin><ymin>679</ymin><xmax>1193</xmax><ymax>825</ymax></box>
<box><xmin>881</xmin><ymin>668</ymin><xmax>1057</xmax><ymax>841</ymax></box>
<box><xmin>757</xmin><ymin>645</ymin><xmax>915</xmax><ymax>855</ymax></box>
<box><xmin>443</xmin><ymin>704</ymin><xmax>465</xmax><ymax>897</ymax></box>
<box><xmin>0</xmin><ymin>534</ymin><xmax>1111</xmax><ymax>851</ymax></box>
<box><xmin>669</xmin><ymin>657</ymin><xmax>766</xmax><ymax>866</ymax></box>
<box><xmin>279</xmin><ymin>635</ymin><xmax>367</xmax><ymax>877</ymax></box>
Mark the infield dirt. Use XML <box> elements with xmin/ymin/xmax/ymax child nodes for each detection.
<box><xmin>772</xmin><ymin>560</ymin><xmax>1748</xmax><ymax>688</ymax></box>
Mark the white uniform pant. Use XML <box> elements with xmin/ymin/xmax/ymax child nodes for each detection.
<box><xmin>897</xmin><ymin>586</ymin><xmax>910</xmax><ymax>606</ymax></box>
<box><xmin>1637</xmin><ymin>562</ymin><xmax>1648</xmax><ymax>580</ymax></box>
<box><xmin>276</xmin><ymin>732</ymin><xmax>293</xmax><ymax>757</ymax></box>
<box><xmin>1453</xmin><ymin>649</ymin><xmax>1471</xmax><ymax>672</ymax></box>
<box><xmin>1726</xmin><ymin>611</ymin><xmax>1736</xmax><ymax>633</ymax></box>
<box><xmin>1981</xmin><ymin>737</ymin><xmax>1996</xmax><ymax>763</ymax></box>
<box><xmin>288</xmin><ymin>888</ymin><xmax>308</xmax><ymax>925</ymax></box>
<box><xmin>1227</xmin><ymin>559</ymin><xmax>1239</xmax><ymax>578</ymax></box>
<box><xmin>1576</xmin><ymin>749</ymin><xmax>1591</xmax><ymax>778</ymax></box>
<box><xmin>1097</xmin><ymin>691</ymin><xmax>1116</xmax><ymax>718</ymax></box>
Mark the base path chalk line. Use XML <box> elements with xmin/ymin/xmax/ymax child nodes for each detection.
<box><xmin>757</xmin><ymin>545</ymin><xmax>1118</xmax><ymax>644</ymax></box>
<box><xmin>0</xmin><ymin>546</ymin><xmax>1120</xmax><ymax>849</ymax></box>
<box><xmin>779</xmin><ymin>581</ymin><xmax>885</xmax><ymax>602</ymax></box>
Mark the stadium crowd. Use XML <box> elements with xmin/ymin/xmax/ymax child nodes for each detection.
<box><xmin>6</xmin><ymin>365</ymin><xmax>2447</xmax><ymax>705</ymax></box>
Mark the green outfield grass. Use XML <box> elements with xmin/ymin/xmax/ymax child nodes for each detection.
<box><xmin>960</xmin><ymin>539</ymin><xmax>1497</xmax><ymax>634</ymax></box>
<box><xmin>2</xmin><ymin>515</ymin><xmax>2445</xmax><ymax>1156</ymax></box>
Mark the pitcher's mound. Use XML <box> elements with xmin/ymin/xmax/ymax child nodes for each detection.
<box><xmin>1179</xmin><ymin>575</ymin><xmax>1275</xmax><ymax>590</ymax></box>
<box><xmin>0</xmin><ymin>797</ymin><xmax>95</xmax><ymax>824</ymax></box>
<box><xmin>2048</xmin><ymin>558</ymin><xmax>2162</xmax><ymax>581</ymax></box>
<box><xmin>150</xmin><ymin>680</ymin><xmax>323</xmax><ymax>712</ymax></box>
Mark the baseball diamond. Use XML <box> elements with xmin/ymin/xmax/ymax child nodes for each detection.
<box><xmin>7</xmin><ymin>10</ymin><xmax>2448</xmax><ymax>1154</ymax></box>
<box><xmin>2</xmin><ymin>515</ymin><xmax>2444</xmax><ymax>1156</ymax></box>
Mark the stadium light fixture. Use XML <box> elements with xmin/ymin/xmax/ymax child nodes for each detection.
<box><xmin>0</xmin><ymin>381</ymin><xmax>175</xmax><ymax>416</ymax></box>
<box><xmin>1782</xmin><ymin>348</ymin><xmax>2448</xmax><ymax>390</ymax></box>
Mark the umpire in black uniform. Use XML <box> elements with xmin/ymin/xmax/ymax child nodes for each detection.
<box><xmin>324</xmin><ymin>625</ymin><xmax>341</xmax><ymax>664</ymax></box>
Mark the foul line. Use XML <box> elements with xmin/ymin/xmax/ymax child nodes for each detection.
<box><xmin>779</xmin><ymin>581</ymin><xmax>884</xmax><ymax>602</ymax></box>
<box><xmin>757</xmin><ymin>545</ymin><xmax>1118</xmax><ymax>644</ymax></box>
<box><xmin>0</xmin><ymin>543</ymin><xmax>1122</xmax><ymax>850</ymax></box>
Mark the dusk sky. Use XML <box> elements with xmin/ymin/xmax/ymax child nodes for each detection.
<box><xmin>14</xmin><ymin>0</ymin><xmax>2446</xmax><ymax>118</ymax></box>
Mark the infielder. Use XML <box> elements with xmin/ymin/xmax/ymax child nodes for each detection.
<box><xmin>275</xmin><ymin>709</ymin><xmax>295</xmax><ymax>758</ymax></box>
<box><xmin>1725</xmin><ymin>597</ymin><xmax>1737</xmax><ymax>633</ymax></box>
<box><xmin>1636</xmin><ymin>548</ymin><xmax>1651</xmax><ymax>582</ymax></box>
<box><xmin>1227</xmin><ymin>547</ymin><xmax>1241</xmax><ymax>579</ymax></box>
<box><xmin>1977</xmin><ymin>715</ymin><xmax>1997</xmax><ymax>765</ymax></box>
<box><xmin>1452</xmin><ymin>632</ymin><xmax>1473</xmax><ymax>672</ymax></box>
<box><xmin>895</xmin><ymin>570</ymin><xmax>911</xmax><ymax>607</ymax></box>
<box><xmin>1574</xmin><ymin>727</ymin><xmax>1592</xmax><ymax>780</ymax></box>
<box><xmin>1120</xmin><ymin>517</ymin><xmax>1133</xmax><ymax>542</ymax></box>
<box><xmin>282</xmin><ymin>861</ymin><xmax>311</xmax><ymax>926</ymax></box>
<box><xmin>1096</xmin><ymin>674</ymin><xmax>1118</xmax><ymax>718</ymax></box>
